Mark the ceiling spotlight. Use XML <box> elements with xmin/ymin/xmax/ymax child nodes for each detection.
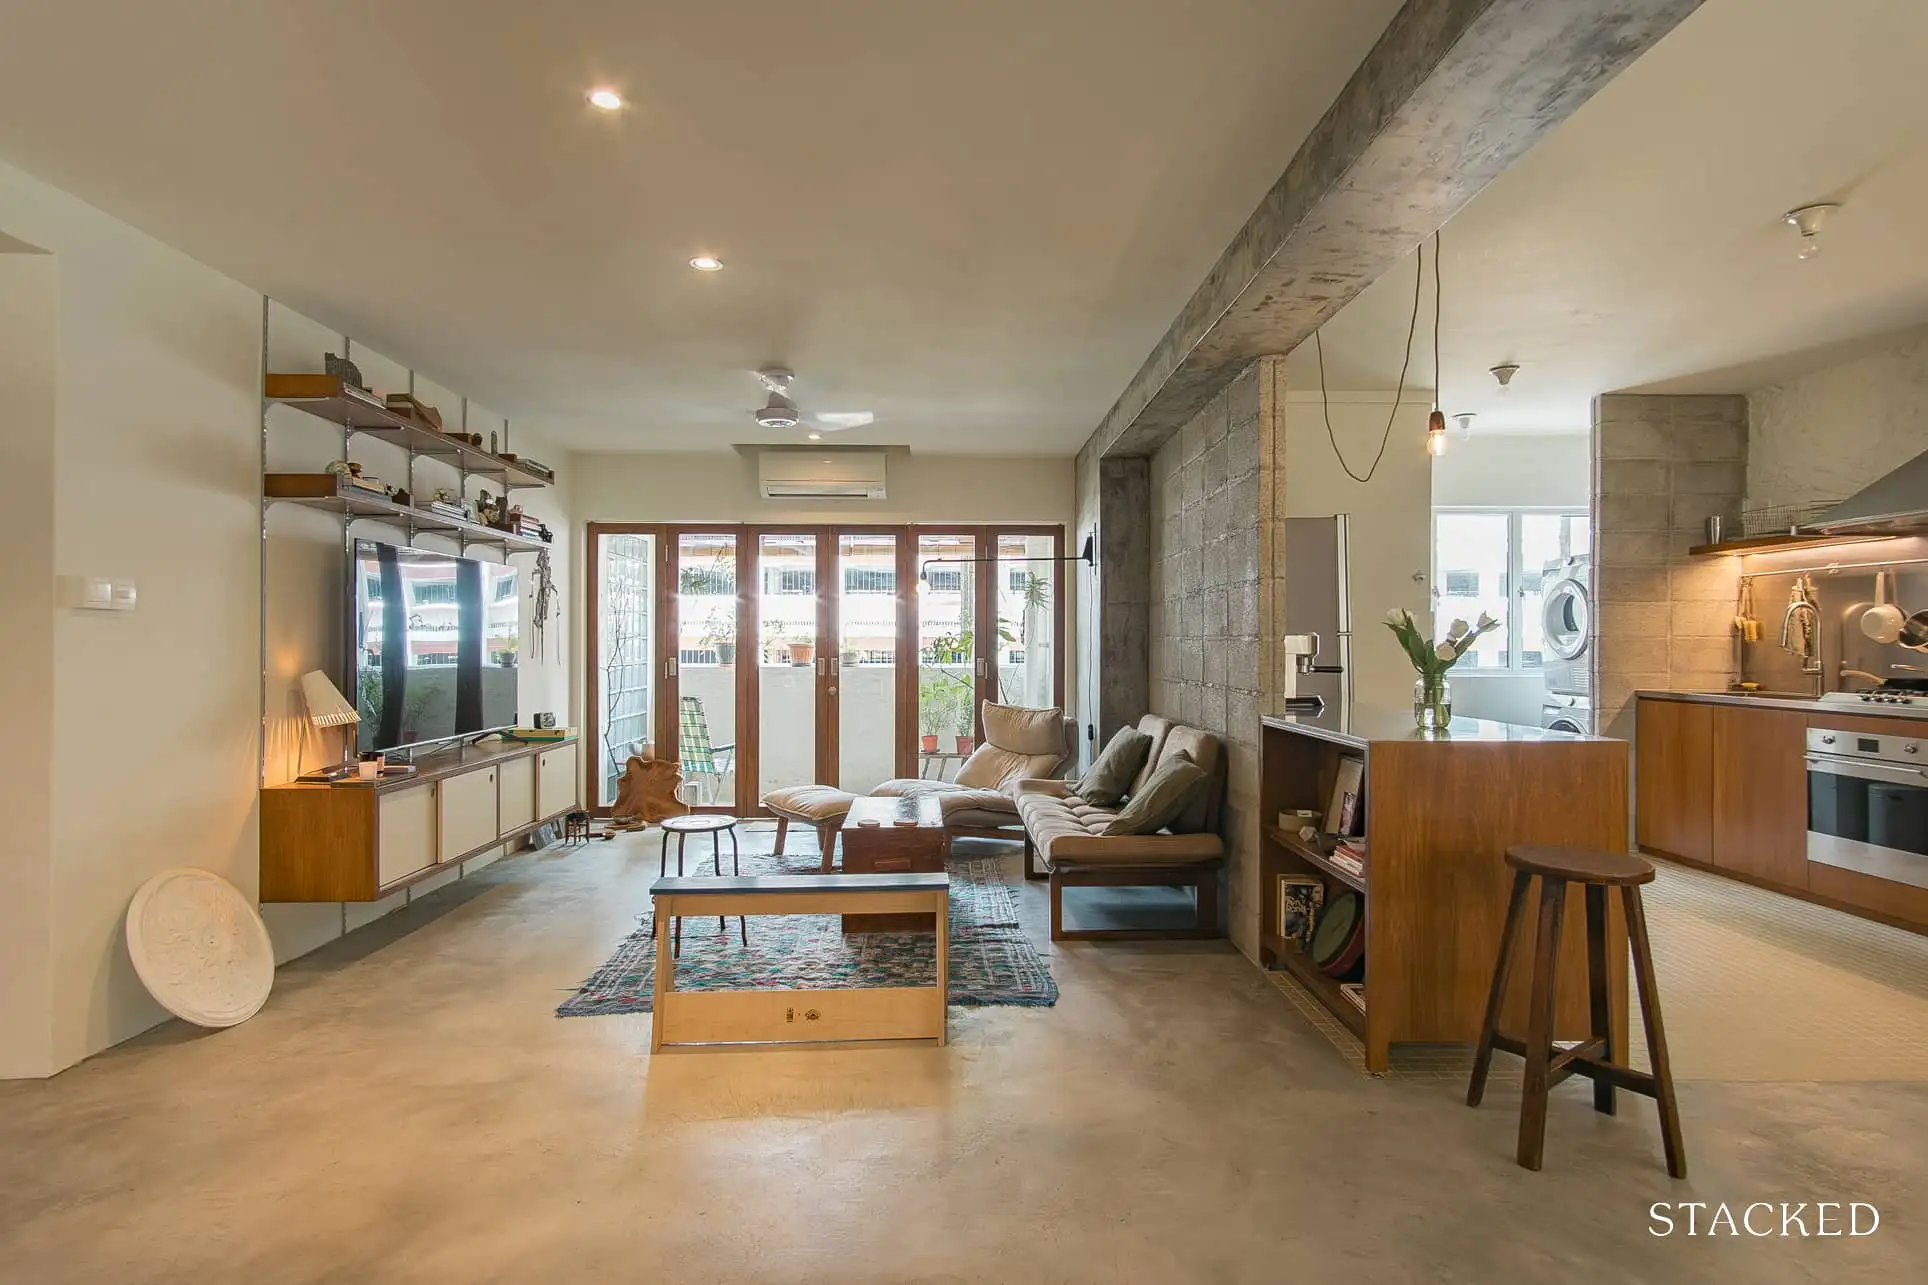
<box><xmin>688</xmin><ymin>255</ymin><xmax>725</xmax><ymax>272</ymax></box>
<box><xmin>1785</xmin><ymin>203</ymin><xmax>1840</xmax><ymax>261</ymax></box>
<box><xmin>1452</xmin><ymin>412</ymin><xmax>1477</xmax><ymax>438</ymax></box>
<box><xmin>807</xmin><ymin>432</ymin><xmax>822</xmax><ymax>441</ymax></box>
<box><xmin>1489</xmin><ymin>362</ymin><xmax>1520</xmax><ymax>394</ymax></box>
<box><xmin>586</xmin><ymin>87</ymin><xmax>625</xmax><ymax>112</ymax></box>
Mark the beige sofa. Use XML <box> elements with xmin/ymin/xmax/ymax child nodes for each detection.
<box><xmin>1015</xmin><ymin>715</ymin><xmax>1225</xmax><ymax>941</ymax></box>
<box><xmin>872</xmin><ymin>705</ymin><xmax>1078</xmax><ymax>841</ymax></box>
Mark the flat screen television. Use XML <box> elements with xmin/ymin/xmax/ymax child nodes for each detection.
<box><xmin>350</xmin><ymin>540</ymin><xmax>520</xmax><ymax>755</ymax></box>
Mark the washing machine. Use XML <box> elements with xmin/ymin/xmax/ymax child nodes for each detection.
<box><xmin>1539</xmin><ymin>555</ymin><xmax>1592</xmax><ymax>697</ymax></box>
<box><xmin>1541</xmin><ymin>692</ymin><xmax>1593</xmax><ymax>735</ymax></box>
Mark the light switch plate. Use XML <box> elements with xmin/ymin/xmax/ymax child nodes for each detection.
<box><xmin>60</xmin><ymin>576</ymin><xmax>137</xmax><ymax>611</ymax></box>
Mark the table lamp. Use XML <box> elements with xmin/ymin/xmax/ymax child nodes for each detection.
<box><xmin>298</xmin><ymin>669</ymin><xmax>360</xmax><ymax>781</ymax></box>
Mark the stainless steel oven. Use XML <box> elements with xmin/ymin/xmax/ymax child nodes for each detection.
<box><xmin>1806</xmin><ymin>726</ymin><xmax>1928</xmax><ymax>891</ymax></box>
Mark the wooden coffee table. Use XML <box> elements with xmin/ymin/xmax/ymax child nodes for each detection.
<box><xmin>840</xmin><ymin>795</ymin><xmax>947</xmax><ymax>933</ymax></box>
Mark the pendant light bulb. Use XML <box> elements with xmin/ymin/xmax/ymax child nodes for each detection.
<box><xmin>1426</xmin><ymin>408</ymin><xmax>1449</xmax><ymax>457</ymax></box>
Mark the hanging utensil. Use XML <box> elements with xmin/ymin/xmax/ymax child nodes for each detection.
<box><xmin>1735</xmin><ymin>576</ymin><xmax>1761</xmax><ymax>643</ymax></box>
<box><xmin>1862</xmin><ymin>570</ymin><xmax>1905</xmax><ymax>644</ymax></box>
<box><xmin>1901</xmin><ymin>610</ymin><xmax>1928</xmax><ymax>650</ymax></box>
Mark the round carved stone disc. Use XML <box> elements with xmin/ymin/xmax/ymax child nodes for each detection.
<box><xmin>125</xmin><ymin>868</ymin><xmax>275</xmax><ymax>1028</ymax></box>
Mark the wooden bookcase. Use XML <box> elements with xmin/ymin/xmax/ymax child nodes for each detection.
<box><xmin>1259</xmin><ymin>712</ymin><xmax>1630</xmax><ymax>1074</ymax></box>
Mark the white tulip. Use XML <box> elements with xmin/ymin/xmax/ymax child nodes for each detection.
<box><xmin>1448</xmin><ymin>618</ymin><xmax>1469</xmax><ymax>640</ymax></box>
<box><xmin>1382</xmin><ymin>608</ymin><xmax>1408</xmax><ymax>628</ymax></box>
<box><xmin>1435</xmin><ymin>642</ymin><xmax>1456</xmax><ymax>661</ymax></box>
<box><xmin>1477</xmin><ymin>611</ymin><xmax>1499</xmax><ymax>631</ymax></box>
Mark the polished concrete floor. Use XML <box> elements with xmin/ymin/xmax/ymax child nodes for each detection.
<box><xmin>1</xmin><ymin>827</ymin><xmax>1923</xmax><ymax>1283</ymax></box>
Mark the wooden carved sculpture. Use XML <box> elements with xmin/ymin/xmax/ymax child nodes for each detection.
<box><xmin>611</xmin><ymin>749</ymin><xmax>688</xmax><ymax>827</ymax></box>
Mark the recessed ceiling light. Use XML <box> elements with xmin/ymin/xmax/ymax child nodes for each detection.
<box><xmin>688</xmin><ymin>255</ymin><xmax>725</xmax><ymax>272</ymax></box>
<box><xmin>586</xmin><ymin>87</ymin><xmax>624</xmax><ymax>112</ymax></box>
<box><xmin>807</xmin><ymin>432</ymin><xmax>822</xmax><ymax>441</ymax></box>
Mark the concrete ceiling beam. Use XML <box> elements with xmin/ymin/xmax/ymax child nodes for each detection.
<box><xmin>1084</xmin><ymin>0</ymin><xmax>1704</xmax><ymax>460</ymax></box>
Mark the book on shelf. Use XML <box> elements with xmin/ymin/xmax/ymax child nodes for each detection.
<box><xmin>1327</xmin><ymin>849</ymin><xmax>1365</xmax><ymax>878</ymax></box>
<box><xmin>1325</xmin><ymin>755</ymin><xmax>1364</xmax><ymax>835</ymax></box>
<box><xmin>1276</xmin><ymin>874</ymin><xmax>1324</xmax><ymax>948</ymax></box>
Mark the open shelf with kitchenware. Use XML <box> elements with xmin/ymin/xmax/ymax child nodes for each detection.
<box><xmin>1259</xmin><ymin>710</ymin><xmax>1631</xmax><ymax>1074</ymax></box>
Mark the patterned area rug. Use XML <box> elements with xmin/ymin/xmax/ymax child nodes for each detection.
<box><xmin>556</xmin><ymin>854</ymin><xmax>1057</xmax><ymax>1016</ymax></box>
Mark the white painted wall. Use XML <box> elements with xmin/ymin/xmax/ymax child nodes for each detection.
<box><xmin>1431</xmin><ymin>431</ymin><xmax>1591</xmax><ymax>726</ymax></box>
<box><xmin>1282</xmin><ymin>392</ymin><xmax>1434</xmax><ymax>710</ymax></box>
<box><xmin>0</xmin><ymin>243</ymin><xmax>58</xmax><ymax>1078</ymax></box>
<box><xmin>0</xmin><ymin>159</ymin><xmax>580</xmax><ymax>1074</ymax></box>
<box><xmin>0</xmin><ymin>160</ymin><xmax>264</xmax><ymax>1073</ymax></box>
<box><xmin>1747</xmin><ymin>325</ymin><xmax>1928</xmax><ymax>512</ymax></box>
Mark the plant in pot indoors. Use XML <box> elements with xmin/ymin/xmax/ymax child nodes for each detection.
<box><xmin>1383</xmin><ymin>607</ymin><xmax>1499</xmax><ymax>730</ymax></box>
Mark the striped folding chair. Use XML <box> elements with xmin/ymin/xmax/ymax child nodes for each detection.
<box><xmin>677</xmin><ymin>696</ymin><xmax>736</xmax><ymax>805</ymax></box>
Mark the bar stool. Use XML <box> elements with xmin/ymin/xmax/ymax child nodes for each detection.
<box><xmin>1466</xmin><ymin>845</ymin><xmax>1685</xmax><ymax>1178</ymax></box>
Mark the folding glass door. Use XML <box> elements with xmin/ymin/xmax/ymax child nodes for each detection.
<box><xmin>590</xmin><ymin>530</ymin><xmax>656</xmax><ymax>807</ymax></box>
<box><xmin>836</xmin><ymin>532</ymin><xmax>902</xmax><ymax>792</ymax></box>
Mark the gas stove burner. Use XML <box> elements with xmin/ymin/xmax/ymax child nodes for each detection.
<box><xmin>1822</xmin><ymin>688</ymin><xmax>1928</xmax><ymax>706</ymax></box>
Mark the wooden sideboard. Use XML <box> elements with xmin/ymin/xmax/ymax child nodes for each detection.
<box><xmin>1260</xmin><ymin>711</ymin><xmax>1629</xmax><ymax>1075</ymax></box>
<box><xmin>261</xmin><ymin>738</ymin><xmax>580</xmax><ymax>901</ymax></box>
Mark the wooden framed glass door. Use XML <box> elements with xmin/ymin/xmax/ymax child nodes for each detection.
<box><xmin>586</xmin><ymin>521</ymin><xmax>1065</xmax><ymax>814</ymax></box>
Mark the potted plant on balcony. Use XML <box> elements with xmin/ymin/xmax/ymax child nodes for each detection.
<box><xmin>700</xmin><ymin>609</ymin><xmax>735</xmax><ymax>667</ymax></box>
<box><xmin>789</xmin><ymin>636</ymin><xmax>816</xmax><ymax>666</ymax></box>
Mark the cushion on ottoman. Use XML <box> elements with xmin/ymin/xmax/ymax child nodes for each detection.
<box><xmin>761</xmin><ymin>784</ymin><xmax>858</xmax><ymax>823</ymax></box>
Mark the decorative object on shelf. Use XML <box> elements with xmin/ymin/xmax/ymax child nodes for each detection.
<box><xmin>611</xmin><ymin>749</ymin><xmax>688</xmax><ymax>827</ymax></box>
<box><xmin>324</xmin><ymin>351</ymin><xmax>366</xmax><ymax>393</ymax></box>
<box><xmin>531</xmin><ymin>548</ymin><xmax>558</xmax><ymax>660</ymax></box>
<box><xmin>1277</xmin><ymin>874</ymin><xmax>1324</xmax><ymax>947</ymax></box>
<box><xmin>432</xmin><ymin>486</ymin><xmax>459</xmax><ymax>504</ymax></box>
<box><xmin>1383</xmin><ymin>606</ymin><xmax>1498</xmax><ymax>729</ymax></box>
<box><xmin>489</xmin><ymin>431</ymin><xmax>498</xmax><ymax>454</ymax></box>
<box><xmin>296</xmin><ymin>668</ymin><xmax>361</xmax><ymax>781</ymax></box>
<box><xmin>1310</xmin><ymin>889</ymin><xmax>1365</xmax><ymax>981</ymax></box>
<box><xmin>382</xmin><ymin>393</ymin><xmax>443</xmax><ymax>430</ymax></box>
<box><xmin>533</xmin><ymin>711</ymin><xmax>557</xmax><ymax>729</ymax></box>
<box><xmin>125</xmin><ymin>867</ymin><xmax>275</xmax><ymax>1028</ymax></box>
<box><xmin>517</xmin><ymin>457</ymin><xmax>556</xmax><ymax>481</ymax></box>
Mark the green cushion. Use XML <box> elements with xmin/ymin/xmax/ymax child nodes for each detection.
<box><xmin>1106</xmin><ymin>751</ymin><xmax>1208</xmax><ymax>836</ymax></box>
<box><xmin>1074</xmin><ymin>726</ymin><xmax>1153</xmax><ymax>807</ymax></box>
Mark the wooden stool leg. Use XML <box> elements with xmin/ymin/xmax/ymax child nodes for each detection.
<box><xmin>1517</xmin><ymin>876</ymin><xmax>1567</xmax><ymax>1172</ymax></box>
<box><xmin>1468</xmin><ymin>868</ymin><xmax>1533</xmax><ymax>1108</ymax></box>
<box><xmin>773</xmin><ymin>816</ymin><xmax>790</xmax><ymax>855</ymax></box>
<box><xmin>1585</xmin><ymin>883</ymin><xmax>1616</xmax><ymax>1117</ymax></box>
<box><xmin>659</xmin><ymin>828</ymin><xmax>669</xmax><ymax>878</ymax></box>
<box><xmin>1624</xmin><ymin>885</ymin><xmax>1687</xmax><ymax>1179</ymax></box>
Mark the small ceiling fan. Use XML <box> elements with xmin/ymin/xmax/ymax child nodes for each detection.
<box><xmin>750</xmin><ymin>367</ymin><xmax>874</xmax><ymax>433</ymax></box>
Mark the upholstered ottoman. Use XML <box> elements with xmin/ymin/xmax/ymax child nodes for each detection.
<box><xmin>760</xmin><ymin>785</ymin><xmax>858</xmax><ymax>871</ymax></box>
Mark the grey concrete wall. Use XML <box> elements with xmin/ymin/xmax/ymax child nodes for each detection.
<box><xmin>1150</xmin><ymin>362</ymin><xmax>1265</xmax><ymax>958</ymax></box>
<box><xmin>1591</xmin><ymin>393</ymin><xmax>1748</xmax><ymax>738</ymax></box>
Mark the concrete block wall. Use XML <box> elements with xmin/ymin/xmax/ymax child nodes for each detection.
<box><xmin>1149</xmin><ymin>361</ymin><xmax>1265</xmax><ymax>958</ymax></box>
<box><xmin>1590</xmin><ymin>393</ymin><xmax>1748</xmax><ymax>738</ymax></box>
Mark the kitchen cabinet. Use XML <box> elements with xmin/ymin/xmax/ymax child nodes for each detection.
<box><xmin>1710</xmin><ymin>706</ymin><xmax>1810</xmax><ymax>889</ymax></box>
<box><xmin>1635</xmin><ymin>697</ymin><xmax>1713</xmax><ymax>863</ymax></box>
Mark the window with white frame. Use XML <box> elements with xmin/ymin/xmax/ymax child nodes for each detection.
<box><xmin>1432</xmin><ymin>508</ymin><xmax>1589</xmax><ymax>671</ymax></box>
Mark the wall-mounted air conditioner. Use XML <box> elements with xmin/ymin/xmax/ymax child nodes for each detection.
<box><xmin>757</xmin><ymin>450</ymin><xmax>887</xmax><ymax>500</ymax></box>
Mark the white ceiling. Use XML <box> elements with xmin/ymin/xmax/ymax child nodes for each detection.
<box><xmin>1288</xmin><ymin>0</ymin><xmax>1928</xmax><ymax>434</ymax></box>
<box><xmin>0</xmin><ymin>0</ymin><xmax>1401</xmax><ymax>455</ymax></box>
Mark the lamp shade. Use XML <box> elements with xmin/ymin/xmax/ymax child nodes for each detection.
<box><xmin>301</xmin><ymin>670</ymin><xmax>359</xmax><ymax>729</ymax></box>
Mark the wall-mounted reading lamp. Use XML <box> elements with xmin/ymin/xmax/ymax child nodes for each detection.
<box><xmin>916</xmin><ymin>533</ymin><xmax>1095</xmax><ymax>592</ymax></box>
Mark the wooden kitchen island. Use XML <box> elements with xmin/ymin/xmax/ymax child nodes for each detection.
<box><xmin>1261</xmin><ymin>710</ymin><xmax>1629</xmax><ymax>1074</ymax></box>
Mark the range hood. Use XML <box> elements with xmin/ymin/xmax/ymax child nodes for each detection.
<box><xmin>1813</xmin><ymin>446</ymin><xmax>1928</xmax><ymax>534</ymax></box>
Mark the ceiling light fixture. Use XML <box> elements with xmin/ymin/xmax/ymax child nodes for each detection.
<box><xmin>1784</xmin><ymin>203</ymin><xmax>1840</xmax><ymax>261</ymax></box>
<box><xmin>1490</xmin><ymin>362</ymin><xmax>1520</xmax><ymax>394</ymax></box>
<box><xmin>1453</xmin><ymin>412</ymin><xmax>1477</xmax><ymax>438</ymax></box>
<box><xmin>807</xmin><ymin>432</ymin><xmax>822</xmax><ymax>441</ymax></box>
<box><xmin>1427</xmin><ymin>228</ymin><xmax>1448</xmax><ymax>458</ymax></box>
<box><xmin>688</xmin><ymin>255</ymin><xmax>725</xmax><ymax>272</ymax></box>
<box><xmin>586</xmin><ymin>87</ymin><xmax>625</xmax><ymax>112</ymax></box>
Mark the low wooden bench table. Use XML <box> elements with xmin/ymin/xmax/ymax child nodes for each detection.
<box><xmin>649</xmin><ymin>873</ymin><xmax>950</xmax><ymax>1052</ymax></box>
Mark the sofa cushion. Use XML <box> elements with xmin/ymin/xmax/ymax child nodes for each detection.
<box><xmin>761</xmin><ymin>784</ymin><xmax>859</xmax><ymax>822</ymax></box>
<box><xmin>1073</xmin><ymin>726</ymin><xmax>1152</xmax><ymax>806</ymax></box>
<box><xmin>1128</xmin><ymin>715</ymin><xmax>1175</xmax><ymax>798</ymax></box>
<box><xmin>871</xmin><ymin>778</ymin><xmax>1017</xmax><ymax>816</ymax></box>
<box><xmin>980</xmin><ymin>701</ymin><xmax>1067</xmax><ymax>756</ymax></box>
<box><xmin>1106</xmin><ymin>751</ymin><xmax>1208</xmax><ymax>836</ymax></box>
<box><xmin>954</xmin><ymin>744</ymin><xmax>1064</xmax><ymax>791</ymax></box>
<box><xmin>1016</xmin><ymin>787</ymin><xmax>1223</xmax><ymax>870</ymax></box>
<box><xmin>1160</xmin><ymin>725</ymin><xmax>1224</xmax><ymax>834</ymax></box>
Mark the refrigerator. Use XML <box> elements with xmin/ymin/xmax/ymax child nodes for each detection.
<box><xmin>1281</xmin><ymin>515</ymin><xmax>1352</xmax><ymax>719</ymax></box>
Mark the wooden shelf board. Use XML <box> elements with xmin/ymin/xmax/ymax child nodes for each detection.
<box><xmin>1263</xmin><ymin>823</ymin><xmax>1367</xmax><ymax>891</ymax></box>
<box><xmin>264</xmin><ymin>473</ymin><xmax>552</xmax><ymax>552</ymax></box>
<box><xmin>1263</xmin><ymin>931</ymin><xmax>1365</xmax><ymax>1037</ymax></box>
<box><xmin>265</xmin><ymin>374</ymin><xmax>555</xmax><ymax>489</ymax></box>
<box><xmin>1689</xmin><ymin>531</ymin><xmax>1885</xmax><ymax>557</ymax></box>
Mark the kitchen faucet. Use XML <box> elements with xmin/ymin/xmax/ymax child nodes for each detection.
<box><xmin>1780</xmin><ymin>575</ymin><xmax>1822</xmax><ymax>676</ymax></box>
